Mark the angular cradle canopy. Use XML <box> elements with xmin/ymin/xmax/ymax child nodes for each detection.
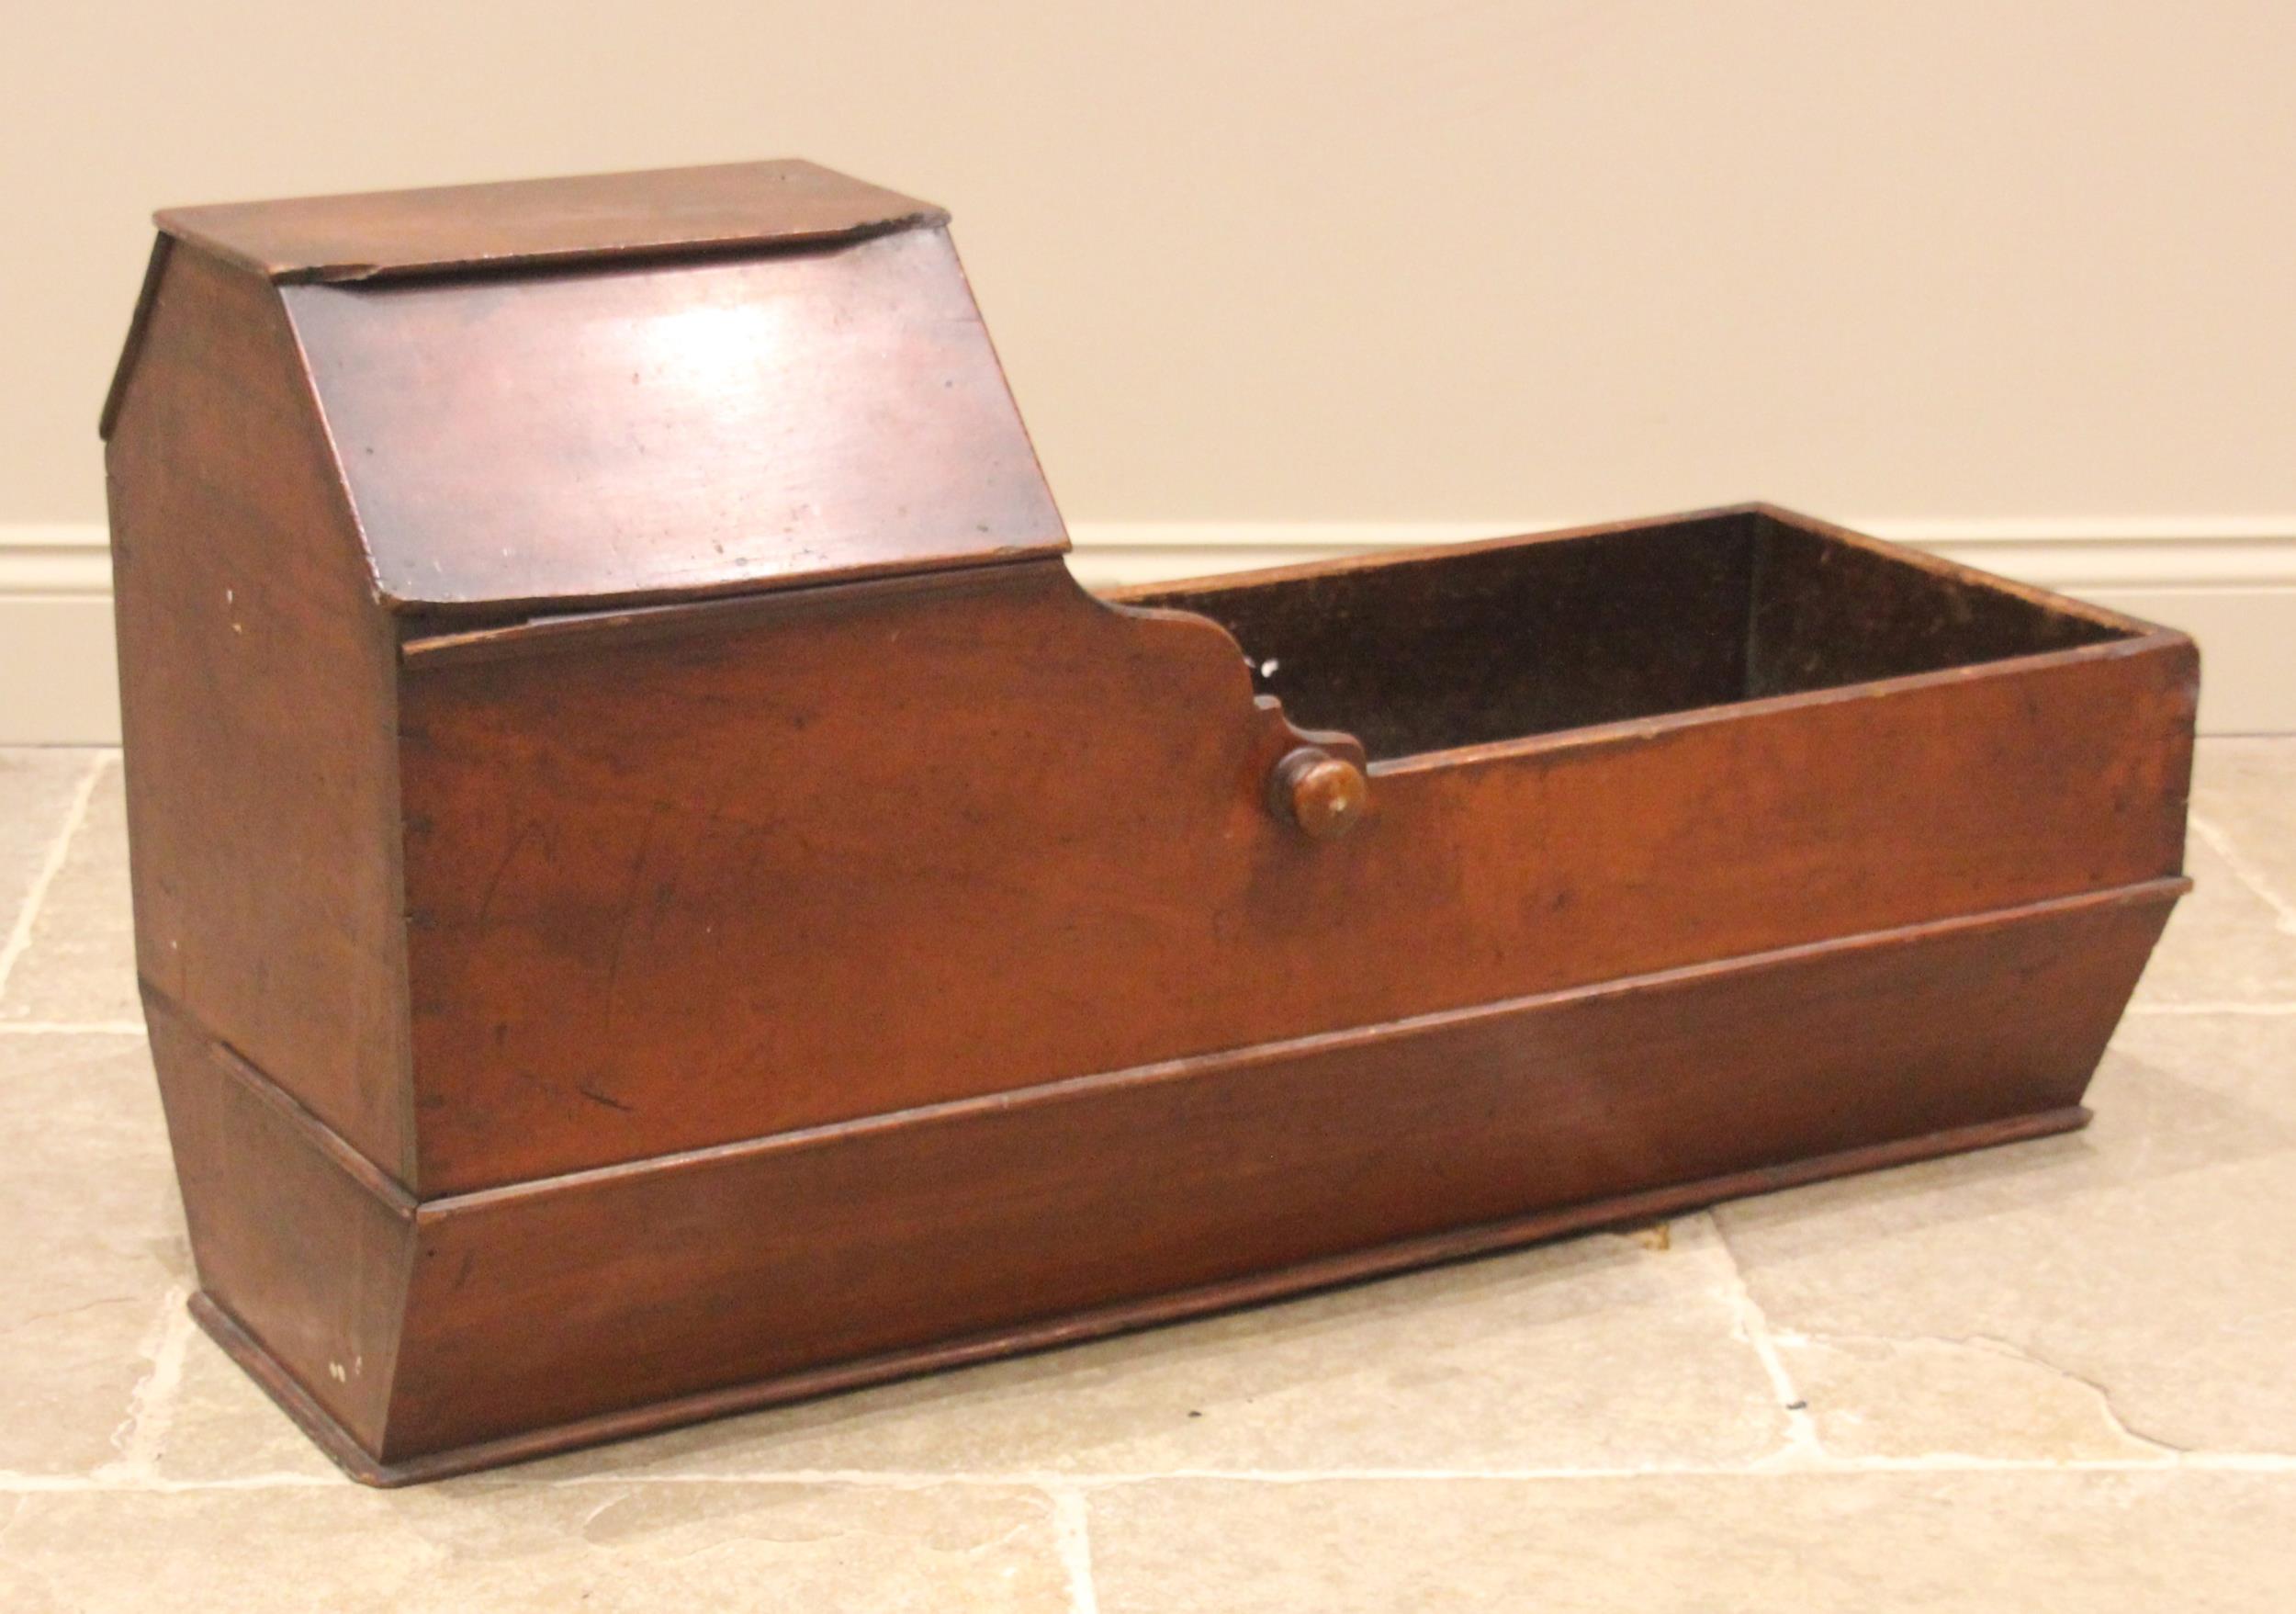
<box><xmin>106</xmin><ymin>160</ymin><xmax>1067</xmax><ymax>618</ymax></box>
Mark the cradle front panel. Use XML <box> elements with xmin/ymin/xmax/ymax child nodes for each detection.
<box><xmin>394</xmin><ymin>545</ymin><xmax>2194</xmax><ymax>1192</ymax></box>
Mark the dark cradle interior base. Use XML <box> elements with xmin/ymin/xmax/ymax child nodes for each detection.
<box><xmin>194</xmin><ymin>1103</ymin><xmax>2089</xmax><ymax>1488</ymax></box>
<box><xmin>1132</xmin><ymin>507</ymin><xmax>2128</xmax><ymax>761</ymax></box>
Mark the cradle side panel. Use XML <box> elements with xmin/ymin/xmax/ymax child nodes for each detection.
<box><xmin>146</xmin><ymin>998</ymin><xmax>415</xmax><ymax>1452</ymax></box>
<box><xmin>105</xmin><ymin>242</ymin><xmax>411</xmax><ymax>1179</ymax></box>
<box><xmin>376</xmin><ymin>880</ymin><xmax>2176</xmax><ymax>1462</ymax></box>
<box><xmin>396</xmin><ymin>558</ymin><xmax>2193</xmax><ymax>1192</ymax></box>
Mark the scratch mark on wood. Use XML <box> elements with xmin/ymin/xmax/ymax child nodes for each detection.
<box><xmin>600</xmin><ymin>808</ymin><xmax>663</xmax><ymax>1043</ymax></box>
<box><xmin>476</xmin><ymin>819</ymin><xmax>542</xmax><ymax>924</ymax></box>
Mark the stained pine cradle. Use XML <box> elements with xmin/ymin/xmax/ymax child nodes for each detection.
<box><xmin>99</xmin><ymin>160</ymin><xmax>2197</xmax><ymax>1484</ymax></box>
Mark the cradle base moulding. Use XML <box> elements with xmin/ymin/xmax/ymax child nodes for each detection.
<box><xmin>156</xmin><ymin>878</ymin><xmax>2175</xmax><ymax>1484</ymax></box>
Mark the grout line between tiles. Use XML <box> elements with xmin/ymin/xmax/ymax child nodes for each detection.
<box><xmin>0</xmin><ymin>751</ymin><xmax>107</xmax><ymax>1003</ymax></box>
<box><xmin>2190</xmin><ymin>811</ymin><xmax>2296</xmax><ymax>935</ymax></box>
<box><xmin>1703</xmin><ymin>1213</ymin><xmax>1824</xmax><ymax>1469</ymax></box>
<box><xmin>0</xmin><ymin>1021</ymin><xmax>146</xmax><ymax>1034</ymax></box>
<box><xmin>129</xmin><ymin>1292</ymin><xmax>195</xmax><ymax>1477</ymax></box>
<box><xmin>529</xmin><ymin>1457</ymin><xmax>2296</xmax><ymax>1485</ymax></box>
<box><xmin>6</xmin><ymin>1453</ymin><xmax>2296</xmax><ymax>1495</ymax></box>
<box><xmin>1045</xmin><ymin>1483</ymin><xmax>1101</xmax><ymax>1614</ymax></box>
<box><xmin>95</xmin><ymin>1286</ymin><xmax>193</xmax><ymax>1485</ymax></box>
<box><xmin>0</xmin><ymin>1473</ymin><xmax>344</xmax><ymax>1494</ymax></box>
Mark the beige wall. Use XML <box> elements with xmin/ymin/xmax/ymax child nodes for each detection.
<box><xmin>8</xmin><ymin>1</ymin><xmax>2296</xmax><ymax>529</ymax></box>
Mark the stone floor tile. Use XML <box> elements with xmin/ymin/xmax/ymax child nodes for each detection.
<box><xmin>2191</xmin><ymin>739</ymin><xmax>2296</xmax><ymax>915</ymax></box>
<box><xmin>0</xmin><ymin>1033</ymin><xmax>186</xmax><ymax>1474</ymax></box>
<box><xmin>1716</xmin><ymin>1012</ymin><xmax>2296</xmax><ymax>1457</ymax></box>
<box><xmin>1085</xmin><ymin>1473</ymin><xmax>2296</xmax><ymax>1613</ymax></box>
<box><xmin>2186</xmin><ymin>743</ymin><xmax>2296</xmax><ymax>959</ymax></box>
<box><xmin>0</xmin><ymin>1481</ymin><xmax>1070</xmax><ymax>1613</ymax></box>
<box><xmin>2132</xmin><ymin>737</ymin><xmax>2296</xmax><ymax>1008</ymax></box>
<box><xmin>1773</xmin><ymin>1331</ymin><xmax>2167</xmax><ymax>1462</ymax></box>
<box><xmin>0</xmin><ymin>750</ymin><xmax>99</xmax><ymax>951</ymax></box>
<box><xmin>2133</xmin><ymin>830</ymin><xmax>2296</xmax><ymax>1006</ymax></box>
<box><xmin>153</xmin><ymin>1326</ymin><xmax>348</xmax><ymax>1484</ymax></box>
<box><xmin>0</xmin><ymin>758</ymin><xmax>137</xmax><ymax>1024</ymax></box>
<box><xmin>523</xmin><ymin>1215</ymin><xmax>1787</xmax><ymax>1481</ymax></box>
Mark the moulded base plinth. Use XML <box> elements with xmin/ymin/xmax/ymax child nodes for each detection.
<box><xmin>191</xmin><ymin>1100</ymin><xmax>2091</xmax><ymax>1487</ymax></box>
<box><xmin>159</xmin><ymin>877</ymin><xmax>2176</xmax><ymax>1485</ymax></box>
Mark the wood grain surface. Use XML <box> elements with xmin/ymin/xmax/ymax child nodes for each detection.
<box><xmin>397</xmin><ymin>548</ymin><xmax>2192</xmax><ymax>1192</ymax></box>
<box><xmin>153</xmin><ymin>158</ymin><xmax>941</xmax><ymax>283</ymax></box>
<box><xmin>287</xmin><ymin>226</ymin><xmax>1064</xmax><ymax>615</ymax></box>
<box><xmin>191</xmin><ymin>1101</ymin><xmax>2098</xmax><ymax>1487</ymax></box>
<box><xmin>166</xmin><ymin>879</ymin><xmax>2178</xmax><ymax>1469</ymax></box>
<box><xmin>101</xmin><ymin>166</ymin><xmax>2198</xmax><ymax>1483</ymax></box>
<box><xmin>106</xmin><ymin>243</ymin><xmax>414</xmax><ymax>1177</ymax></box>
<box><xmin>147</xmin><ymin>996</ymin><xmax>414</xmax><ymax>1452</ymax></box>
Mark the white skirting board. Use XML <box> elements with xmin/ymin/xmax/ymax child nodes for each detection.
<box><xmin>4</xmin><ymin>520</ymin><xmax>2291</xmax><ymax>743</ymax></box>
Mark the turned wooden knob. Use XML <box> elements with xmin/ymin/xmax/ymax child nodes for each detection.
<box><xmin>1272</xmin><ymin>747</ymin><xmax>1368</xmax><ymax>840</ymax></box>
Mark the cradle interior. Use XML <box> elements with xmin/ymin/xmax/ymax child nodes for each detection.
<box><xmin>1127</xmin><ymin>508</ymin><xmax>2133</xmax><ymax>762</ymax></box>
